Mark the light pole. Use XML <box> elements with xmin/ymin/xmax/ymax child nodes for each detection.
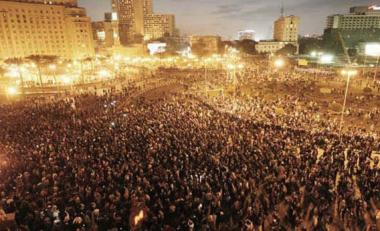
<box><xmin>373</xmin><ymin>55</ymin><xmax>380</xmax><ymax>83</ymax></box>
<box><xmin>49</xmin><ymin>64</ymin><xmax>58</xmax><ymax>94</ymax></box>
<box><xmin>227</xmin><ymin>63</ymin><xmax>244</xmax><ymax>112</ymax></box>
<box><xmin>204</xmin><ymin>59</ymin><xmax>209</xmax><ymax>96</ymax></box>
<box><xmin>339</xmin><ymin>69</ymin><xmax>358</xmax><ymax>139</ymax></box>
<box><xmin>274</xmin><ymin>58</ymin><xmax>285</xmax><ymax>70</ymax></box>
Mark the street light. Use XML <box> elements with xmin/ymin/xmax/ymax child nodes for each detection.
<box><xmin>6</xmin><ymin>86</ymin><xmax>18</xmax><ymax>96</ymax></box>
<box><xmin>226</xmin><ymin>63</ymin><xmax>244</xmax><ymax>112</ymax></box>
<box><xmin>49</xmin><ymin>64</ymin><xmax>57</xmax><ymax>86</ymax></box>
<box><xmin>98</xmin><ymin>69</ymin><xmax>111</xmax><ymax>79</ymax></box>
<box><xmin>319</xmin><ymin>54</ymin><xmax>334</xmax><ymax>64</ymax></box>
<box><xmin>364</xmin><ymin>43</ymin><xmax>380</xmax><ymax>82</ymax></box>
<box><xmin>274</xmin><ymin>58</ymin><xmax>285</xmax><ymax>69</ymax></box>
<box><xmin>339</xmin><ymin>68</ymin><xmax>358</xmax><ymax>139</ymax></box>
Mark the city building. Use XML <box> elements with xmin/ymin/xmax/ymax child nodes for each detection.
<box><xmin>254</xmin><ymin>15</ymin><xmax>299</xmax><ymax>54</ymax></box>
<box><xmin>323</xmin><ymin>5</ymin><xmax>380</xmax><ymax>54</ymax></box>
<box><xmin>111</xmin><ymin>0</ymin><xmax>176</xmax><ymax>45</ymax></box>
<box><xmin>190</xmin><ymin>35</ymin><xmax>221</xmax><ymax>56</ymax></box>
<box><xmin>144</xmin><ymin>14</ymin><xmax>175</xmax><ymax>40</ymax></box>
<box><xmin>274</xmin><ymin>15</ymin><xmax>300</xmax><ymax>42</ymax></box>
<box><xmin>92</xmin><ymin>20</ymin><xmax>114</xmax><ymax>49</ymax></box>
<box><xmin>255</xmin><ymin>41</ymin><xmax>287</xmax><ymax>54</ymax></box>
<box><xmin>327</xmin><ymin>6</ymin><xmax>380</xmax><ymax>29</ymax></box>
<box><xmin>104</xmin><ymin>12</ymin><xmax>120</xmax><ymax>46</ymax></box>
<box><xmin>238</xmin><ymin>30</ymin><xmax>255</xmax><ymax>41</ymax></box>
<box><xmin>0</xmin><ymin>0</ymin><xmax>94</xmax><ymax>60</ymax></box>
<box><xmin>112</xmin><ymin>0</ymin><xmax>153</xmax><ymax>44</ymax></box>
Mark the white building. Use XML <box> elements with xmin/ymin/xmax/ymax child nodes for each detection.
<box><xmin>327</xmin><ymin>6</ymin><xmax>380</xmax><ymax>29</ymax></box>
<box><xmin>238</xmin><ymin>30</ymin><xmax>255</xmax><ymax>41</ymax></box>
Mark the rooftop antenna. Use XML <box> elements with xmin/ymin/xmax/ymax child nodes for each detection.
<box><xmin>281</xmin><ymin>1</ymin><xmax>284</xmax><ymax>17</ymax></box>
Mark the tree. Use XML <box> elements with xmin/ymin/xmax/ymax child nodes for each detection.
<box><xmin>299</xmin><ymin>37</ymin><xmax>323</xmax><ymax>55</ymax></box>
<box><xmin>26</xmin><ymin>55</ymin><xmax>58</xmax><ymax>88</ymax></box>
<box><xmin>236</xmin><ymin>39</ymin><xmax>257</xmax><ymax>55</ymax></box>
<box><xmin>191</xmin><ymin>41</ymin><xmax>208</xmax><ymax>57</ymax></box>
<box><xmin>276</xmin><ymin>44</ymin><xmax>297</xmax><ymax>56</ymax></box>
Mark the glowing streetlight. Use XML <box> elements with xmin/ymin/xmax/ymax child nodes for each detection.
<box><xmin>227</xmin><ymin>64</ymin><xmax>235</xmax><ymax>70</ymax></box>
<box><xmin>49</xmin><ymin>64</ymin><xmax>57</xmax><ymax>85</ymax></box>
<box><xmin>319</xmin><ymin>54</ymin><xmax>334</xmax><ymax>64</ymax></box>
<box><xmin>7</xmin><ymin>86</ymin><xmax>18</xmax><ymax>96</ymax></box>
<box><xmin>365</xmin><ymin>43</ymin><xmax>380</xmax><ymax>82</ymax></box>
<box><xmin>274</xmin><ymin>58</ymin><xmax>285</xmax><ymax>69</ymax></box>
<box><xmin>48</xmin><ymin>64</ymin><xmax>57</xmax><ymax>70</ymax></box>
<box><xmin>62</xmin><ymin>76</ymin><xmax>72</xmax><ymax>85</ymax></box>
<box><xmin>339</xmin><ymin>68</ymin><xmax>358</xmax><ymax>139</ymax></box>
<box><xmin>98</xmin><ymin>69</ymin><xmax>111</xmax><ymax>79</ymax></box>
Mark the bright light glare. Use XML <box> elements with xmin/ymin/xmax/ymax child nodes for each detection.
<box><xmin>7</xmin><ymin>86</ymin><xmax>18</xmax><ymax>95</ymax></box>
<box><xmin>49</xmin><ymin>64</ymin><xmax>57</xmax><ymax>70</ymax></box>
<box><xmin>319</xmin><ymin>54</ymin><xmax>334</xmax><ymax>64</ymax></box>
<box><xmin>341</xmin><ymin>69</ymin><xmax>358</xmax><ymax>77</ymax></box>
<box><xmin>98</xmin><ymin>69</ymin><xmax>111</xmax><ymax>78</ymax></box>
<box><xmin>365</xmin><ymin>43</ymin><xmax>380</xmax><ymax>57</ymax></box>
<box><xmin>62</xmin><ymin>76</ymin><xmax>72</xmax><ymax>84</ymax></box>
<box><xmin>274</xmin><ymin>59</ymin><xmax>285</xmax><ymax>68</ymax></box>
<box><xmin>7</xmin><ymin>68</ymin><xmax>19</xmax><ymax>78</ymax></box>
<box><xmin>227</xmin><ymin>64</ymin><xmax>235</xmax><ymax>70</ymax></box>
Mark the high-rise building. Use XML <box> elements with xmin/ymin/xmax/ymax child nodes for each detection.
<box><xmin>274</xmin><ymin>15</ymin><xmax>299</xmax><ymax>42</ymax></box>
<box><xmin>112</xmin><ymin>0</ymin><xmax>153</xmax><ymax>44</ymax></box>
<box><xmin>0</xmin><ymin>0</ymin><xmax>94</xmax><ymax>60</ymax></box>
<box><xmin>144</xmin><ymin>14</ymin><xmax>175</xmax><ymax>40</ymax></box>
<box><xmin>326</xmin><ymin>6</ymin><xmax>380</xmax><ymax>29</ymax></box>
<box><xmin>323</xmin><ymin>5</ymin><xmax>380</xmax><ymax>54</ymax></box>
<box><xmin>143</xmin><ymin>0</ymin><xmax>153</xmax><ymax>16</ymax></box>
<box><xmin>92</xmin><ymin>20</ymin><xmax>114</xmax><ymax>49</ymax></box>
<box><xmin>104</xmin><ymin>12</ymin><xmax>120</xmax><ymax>46</ymax></box>
<box><xmin>112</xmin><ymin>0</ymin><xmax>176</xmax><ymax>44</ymax></box>
<box><xmin>255</xmin><ymin>15</ymin><xmax>299</xmax><ymax>54</ymax></box>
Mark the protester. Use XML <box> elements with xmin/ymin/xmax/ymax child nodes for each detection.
<box><xmin>0</xmin><ymin>66</ymin><xmax>379</xmax><ymax>231</ymax></box>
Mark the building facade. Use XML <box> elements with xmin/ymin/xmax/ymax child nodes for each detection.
<box><xmin>0</xmin><ymin>0</ymin><xmax>94</xmax><ymax>60</ymax></box>
<box><xmin>112</xmin><ymin>0</ymin><xmax>153</xmax><ymax>44</ymax></box>
<box><xmin>324</xmin><ymin>5</ymin><xmax>380</xmax><ymax>54</ymax></box>
<box><xmin>327</xmin><ymin>6</ymin><xmax>380</xmax><ymax>29</ymax></box>
<box><xmin>274</xmin><ymin>15</ymin><xmax>299</xmax><ymax>42</ymax></box>
<box><xmin>255</xmin><ymin>41</ymin><xmax>287</xmax><ymax>54</ymax></box>
<box><xmin>112</xmin><ymin>0</ymin><xmax>176</xmax><ymax>45</ymax></box>
<box><xmin>92</xmin><ymin>21</ymin><xmax>114</xmax><ymax>49</ymax></box>
<box><xmin>144</xmin><ymin>14</ymin><xmax>175</xmax><ymax>40</ymax></box>
<box><xmin>190</xmin><ymin>35</ymin><xmax>221</xmax><ymax>56</ymax></box>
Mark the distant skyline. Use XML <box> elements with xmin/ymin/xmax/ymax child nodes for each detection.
<box><xmin>79</xmin><ymin>0</ymin><xmax>375</xmax><ymax>40</ymax></box>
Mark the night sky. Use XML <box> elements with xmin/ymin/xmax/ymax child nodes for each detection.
<box><xmin>79</xmin><ymin>0</ymin><xmax>375</xmax><ymax>40</ymax></box>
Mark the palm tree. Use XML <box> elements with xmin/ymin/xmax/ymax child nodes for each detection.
<box><xmin>26</xmin><ymin>55</ymin><xmax>58</xmax><ymax>88</ymax></box>
<box><xmin>4</xmin><ymin>57</ymin><xmax>26</xmax><ymax>95</ymax></box>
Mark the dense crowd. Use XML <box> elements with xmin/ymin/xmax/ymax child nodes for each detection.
<box><xmin>0</xmin><ymin>66</ymin><xmax>380</xmax><ymax>231</ymax></box>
